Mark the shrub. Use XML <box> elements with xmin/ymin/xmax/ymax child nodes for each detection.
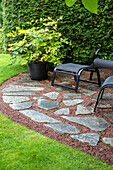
<box><xmin>2</xmin><ymin>0</ymin><xmax>113</xmax><ymax>64</ymax></box>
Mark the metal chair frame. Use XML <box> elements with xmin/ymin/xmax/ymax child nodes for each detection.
<box><xmin>51</xmin><ymin>49</ymin><xmax>101</xmax><ymax>92</ymax></box>
<box><xmin>94</xmin><ymin>75</ymin><xmax>113</xmax><ymax>112</ymax></box>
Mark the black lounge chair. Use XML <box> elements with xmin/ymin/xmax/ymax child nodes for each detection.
<box><xmin>94</xmin><ymin>75</ymin><xmax>113</xmax><ymax>112</ymax></box>
<box><xmin>51</xmin><ymin>49</ymin><xmax>101</xmax><ymax>92</ymax></box>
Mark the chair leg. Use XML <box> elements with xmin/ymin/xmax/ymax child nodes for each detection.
<box><xmin>51</xmin><ymin>71</ymin><xmax>56</xmax><ymax>86</ymax></box>
<box><xmin>96</xmin><ymin>68</ymin><xmax>101</xmax><ymax>87</ymax></box>
<box><xmin>75</xmin><ymin>75</ymin><xmax>80</xmax><ymax>92</ymax></box>
<box><xmin>94</xmin><ymin>88</ymin><xmax>104</xmax><ymax>112</ymax></box>
<box><xmin>89</xmin><ymin>70</ymin><xmax>93</xmax><ymax>80</ymax></box>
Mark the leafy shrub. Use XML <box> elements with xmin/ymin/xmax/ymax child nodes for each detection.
<box><xmin>2</xmin><ymin>0</ymin><xmax>113</xmax><ymax>64</ymax></box>
<box><xmin>7</xmin><ymin>17</ymin><xmax>70</xmax><ymax>66</ymax></box>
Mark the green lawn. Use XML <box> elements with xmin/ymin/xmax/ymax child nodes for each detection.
<box><xmin>0</xmin><ymin>54</ymin><xmax>112</xmax><ymax>169</ymax></box>
<box><xmin>0</xmin><ymin>54</ymin><xmax>28</xmax><ymax>85</ymax></box>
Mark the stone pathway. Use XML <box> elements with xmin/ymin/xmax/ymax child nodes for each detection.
<box><xmin>2</xmin><ymin>74</ymin><xmax>113</xmax><ymax>148</ymax></box>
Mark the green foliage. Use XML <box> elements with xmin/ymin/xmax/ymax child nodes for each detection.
<box><xmin>7</xmin><ymin>17</ymin><xmax>70</xmax><ymax>66</ymax></box>
<box><xmin>0</xmin><ymin>1</ymin><xmax>3</xmax><ymax>27</ymax></box>
<box><xmin>2</xmin><ymin>0</ymin><xmax>113</xmax><ymax>64</ymax></box>
<box><xmin>0</xmin><ymin>29</ymin><xmax>5</xmax><ymax>53</ymax></box>
<box><xmin>65</xmin><ymin>0</ymin><xmax>98</xmax><ymax>14</ymax></box>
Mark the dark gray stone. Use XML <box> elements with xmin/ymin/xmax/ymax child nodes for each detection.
<box><xmin>70</xmin><ymin>133</ymin><xmax>100</xmax><ymax>146</ymax></box>
<box><xmin>63</xmin><ymin>99</ymin><xmax>83</xmax><ymax>106</ymax></box>
<box><xmin>23</xmin><ymin>82</ymin><xmax>42</xmax><ymax>86</ymax></box>
<box><xmin>44</xmin><ymin>123</ymin><xmax>80</xmax><ymax>134</ymax></box>
<box><xmin>19</xmin><ymin>110</ymin><xmax>61</xmax><ymax>123</ymax></box>
<box><xmin>43</xmin><ymin>92</ymin><xmax>59</xmax><ymax>99</ymax></box>
<box><xmin>2</xmin><ymin>96</ymin><xmax>30</xmax><ymax>103</ymax></box>
<box><xmin>38</xmin><ymin>99</ymin><xmax>59</xmax><ymax>110</ymax></box>
<box><xmin>80</xmin><ymin>89</ymin><xmax>97</xmax><ymax>96</ymax></box>
<box><xmin>62</xmin><ymin>116</ymin><xmax>110</xmax><ymax>131</ymax></box>
<box><xmin>104</xmin><ymin>113</ymin><xmax>113</xmax><ymax>121</ymax></box>
<box><xmin>54</xmin><ymin>108</ymin><xmax>70</xmax><ymax>115</ymax></box>
<box><xmin>86</xmin><ymin>85</ymin><xmax>100</xmax><ymax>91</ymax></box>
<box><xmin>63</xmin><ymin>93</ymin><xmax>81</xmax><ymax>99</ymax></box>
<box><xmin>9</xmin><ymin>101</ymin><xmax>33</xmax><ymax>110</ymax></box>
<box><xmin>102</xmin><ymin>137</ymin><xmax>113</xmax><ymax>147</ymax></box>
<box><xmin>55</xmin><ymin>87</ymin><xmax>73</xmax><ymax>92</ymax></box>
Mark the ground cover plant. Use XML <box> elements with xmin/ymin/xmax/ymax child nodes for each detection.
<box><xmin>0</xmin><ymin>54</ymin><xmax>113</xmax><ymax>169</ymax></box>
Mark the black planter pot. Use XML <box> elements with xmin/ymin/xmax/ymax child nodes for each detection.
<box><xmin>28</xmin><ymin>62</ymin><xmax>48</xmax><ymax>80</ymax></box>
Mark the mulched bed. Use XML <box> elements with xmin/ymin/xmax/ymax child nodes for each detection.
<box><xmin>0</xmin><ymin>70</ymin><xmax>113</xmax><ymax>166</ymax></box>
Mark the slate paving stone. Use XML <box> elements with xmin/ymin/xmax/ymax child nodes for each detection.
<box><xmin>70</xmin><ymin>133</ymin><xmax>100</xmax><ymax>146</ymax></box>
<box><xmin>38</xmin><ymin>99</ymin><xmax>59</xmax><ymax>110</ymax></box>
<box><xmin>23</xmin><ymin>82</ymin><xmax>42</xmax><ymax>86</ymax></box>
<box><xmin>33</xmin><ymin>97</ymin><xmax>43</xmax><ymax>100</ymax></box>
<box><xmin>43</xmin><ymin>92</ymin><xmax>59</xmax><ymax>99</ymax></box>
<box><xmin>86</xmin><ymin>85</ymin><xmax>100</xmax><ymax>91</ymax></box>
<box><xmin>63</xmin><ymin>93</ymin><xmax>81</xmax><ymax>99</ymax></box>
<box><xmin>55</xmin><ymin>87</ymin><xmax>73</xmax><ymax>92</ymax></box>
<box><xmin>54</xmin><ymin>108</ymin><xmax>70</xmax><ymax>115</ymax></box>
<box><xmin>3</xmin><ymin>92</ymin><xmax>36</xmax><ymax>96</ymax></box>
<box><xmin>104</xmin><ymin>113</ymin><xmax>113</xmax><ymax>121</ymax></box>
<box><xmin>75</xmin><ymin>105</ymin><xmax>94</xmax><ymax>115</ymax></box>
<box><xmin>80</xmin><ymin>89</ymin><xmax>97</xmax><ymax>96</ymax></box>
<box><xmin>102</xmin><ymin>137</ymin><xmax>113</xmax><ymax>147</ymax></box>
<box><xmin>98</xmin><ymin>104</ymin><xmax>113</xmax><ymax>109</ymax></box>
<box><xmin>62</xmin><ymin>116</ymin><xmax>111</xmax><ymax>131</ymax></box>
<box><xmin>63</xmin><ymin>99</ymin><xmax>83</xmax><ymax>106</ymax></box>
<box><xmin>91</xmin><ymin>93</ymin><xmax>113</xmax><ymax>103</ymax></box>
<box><xmin>2</xmin><ymin>96</ymin><xmax>30</xmax><ymax>103</ymax></box>
<box><xmin>9</xmin><ymin>101</ymin><xmax>33</xmax><ymax>110</ymax></box>
<box><xmin>19</xmin><ymin>110</ymin><xmax>61</xmax><ymax>123</ymax></box>
<box><xmin>2</xmin><ymin>85</ymin><xmax>44</xmax><ymax>92</ymax></box>
<box><xmin>44</xmin><ymin>123</ymin><xmax>80</xmax><ymax>134</ymax></box>
<box><xmin>60</xmin><ymin>82</ymin><xmax>71</xmax><ymax>85</ymax></box>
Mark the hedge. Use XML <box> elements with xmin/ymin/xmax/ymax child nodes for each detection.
<box><xmin>2</xmin><ymin>0</ymin><xmax>113</xmax><ymax>64</ymax></box>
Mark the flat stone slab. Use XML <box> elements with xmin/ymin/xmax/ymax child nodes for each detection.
<box><xmin>9</xmin><ymin>101</ymin><xmax>33</xmax><ymax>110</ymax></box>
<box><xmin>62</xmin><ymin>116</ymin><xmax>110</xmax><ymax>131</ymax></box>
<box><xmin>43</xmin><ymin>92</ymin><xmax>59</xmax><ymax>99</ymax></box>
<box><xmin>2</xmin><ymin>85</ymin><xmax>44</xmax><ymax>92</ymax></box>
<box><xmin>63</xmin><ymin>99</ymin><xmax>83</xmax><ymax>106</ymax></box>
<box><xmin>97</xmin><ymin>104</ymin><xmax>113</xmax><ymax>109</ymax></box>
<box><xmin>44</xmin><ymin>123</ymin><xmax>80</xmax><ymax>134</ymax></box>
<box><xmin>23</xmin><ymin>82</ymin><xmax>42</xmax><ymax>86</ymax></box>
<box><xmin>55</xmin><ymin>87</ymin><xmax>73</xmax><ymax>92</ymax></box>
<box><xmin>3</xmin><ymin>92</ymin><xmax>36</xmax><ymax>96</ymax></box>
<box><xmin>2</xmin><ymin>96</ymin><xmax>30</xmax><ymax>103</ymax></box>
<box><xmin>54</xmin><ymin>108</ymin><xmax>70</xmax><ymax>115</ymax></box>
<box><xmin>38</xmin><ymin>99</ymin><xmax>59</xmax><ymax>110</ymax></box>
<box><xmin>19</xmin><ymin>110</ymin><xmax>61</xmax><ymax>123</ymax></box>
<box><xmin>102</xmin><ymin>137</ymin><xmax>113</xmax><ymax>147</ymax></box>
<box><xmin>70</xmin><ymin>133</ymin><xmax>100</xmax><ymax>146</ymax></box>
<box><xmin>75</xmin><ymin>105</ymin><xmax>94</xmax><ymax>115</ymax></box>
<box><xmin>91</xmin><ymin>93</ymin><xmax>113</xmax><ymax>103</ymax></box>
<box><xmin>63</xmin><ymin>93</ymin><xmax>81</xmax><ymax>99</ymax></box>
<box><xmin>86</xmin><ymin>85</ymin><xmax>100</xmax><ymax>91</ymax></box>
<box><xmin>104</xmin><ymin>113</ymin><xmax>113</xmax><ymax>121</ymax></box>
<box><xmin>80</xmin><ymin>89</ymin><xmax>97</xmax><ymax>96</ymax></box>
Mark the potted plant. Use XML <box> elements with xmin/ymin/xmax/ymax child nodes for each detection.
<box><xmin>7</xmin><ymin>17</ymin><xmax>70</xmax><ymax>80</ymax></box>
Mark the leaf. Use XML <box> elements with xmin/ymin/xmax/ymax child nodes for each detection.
<box><xmin>65</xmin><ymin>0</ymin><xmax>77</xmax><ymax>7</ymax></box>
<box><xmin>82</xmin><ymin>0</ymin><xmax>98</xmax><ymax>14</ymax></box>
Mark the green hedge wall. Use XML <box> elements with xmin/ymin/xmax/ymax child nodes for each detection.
<box><xmin>2</xmin><ymin>0</ymin><xmax>113</xmax><ymax>64</ymax></box>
